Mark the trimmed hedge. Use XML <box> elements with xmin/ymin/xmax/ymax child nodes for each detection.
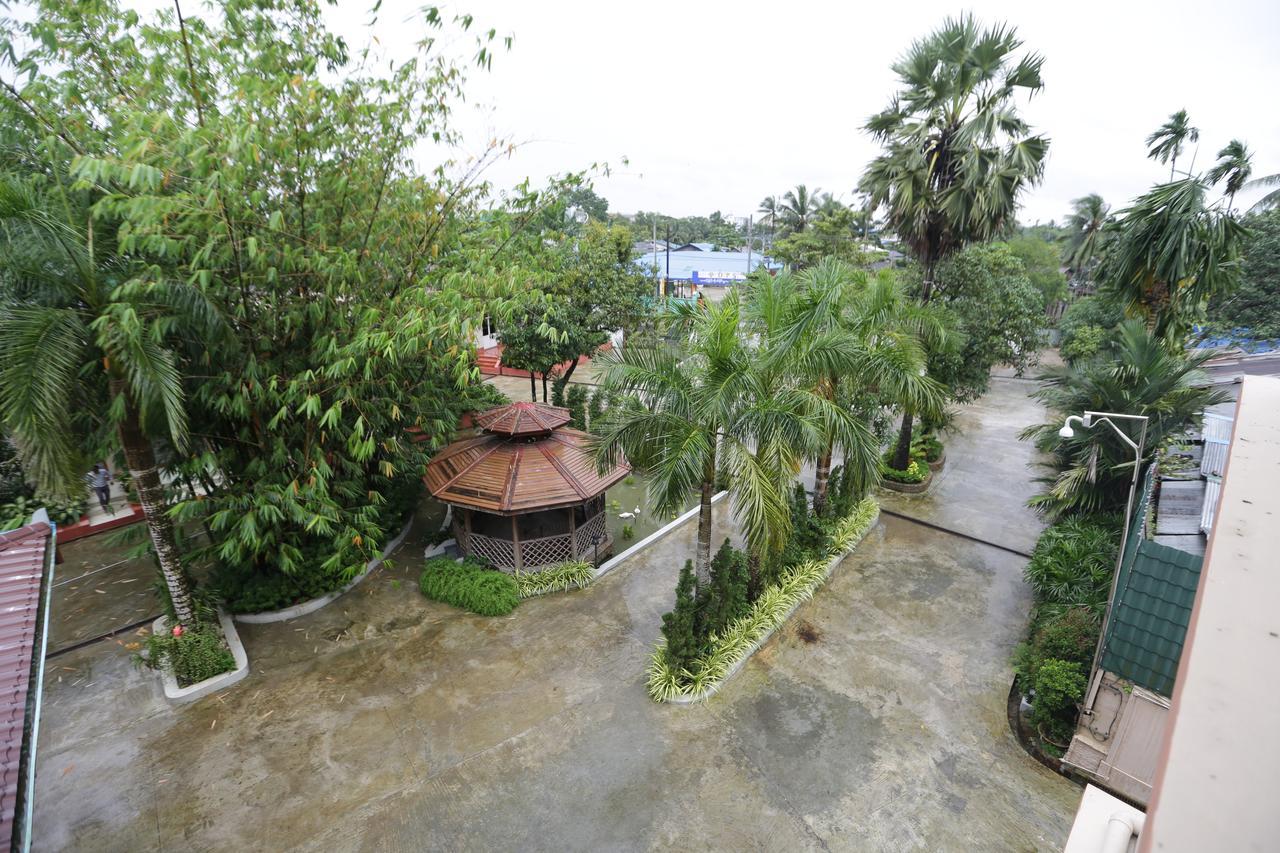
<box><xmin>514</xmin><ymin>561</ymin><xmax>595</xmax><ymax>598</ymax></box>
<box><xmin>646</xmin><ymin>497</ymin><xmax>879</xmax><ymax>702</ymax></box>
<box><xmin>419</xmin><ymin>557</ymin><xmax>520</xmax><ymax>616</ymax></box>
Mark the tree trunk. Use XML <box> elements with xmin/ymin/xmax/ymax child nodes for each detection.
<box><xmin>890</xmin><ymin>410</ymin><xmax>915</xmax><ymax>471</ymax></box>
<box><xmin>541</xmin><ymin>372</ymin><xmax>548</xmax><ymax>402</ymax></box>
<box><xmin>113</xmin><ymin>382</ymin><xmax>198</xmax><ymax>626</ymax></box>
<box><xmin>529</xmin><ymin>371</ymin><xmax>537</xmax><ymax>402</ymax></box>
<box><xmin>695</xmin><ymin>476</ymin><xmax>714</xmax><ymax>589</ymax></box>
<box><xmin>812</xmin><ymin>442</ymin><xmax>834</xmax><ymax>517</ymax></box>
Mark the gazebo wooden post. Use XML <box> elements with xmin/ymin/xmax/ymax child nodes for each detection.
<box><xmin>568</xmin><ymin>508</ymin><xmax>577</xmax><ymax>558</ymax></box>
<box><xmin>511</xmin><ymin>515</ymin><xmax>522</xmax><ymax>571</ymax></box>
<box><xmin>464</xmin><ymin>509</ymin><xmax>472</xmax><ymax>555</ymax></box>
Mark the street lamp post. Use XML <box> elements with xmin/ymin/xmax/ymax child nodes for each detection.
<box><xmin>592</xmin><ymin>532</ymin><xmax>601</xmax><ymax>567</ymax></box>
<box><xmin>1058</xmin><ymin>410</ymin><xmax>1150</xmax><ymax>711</ymax></box>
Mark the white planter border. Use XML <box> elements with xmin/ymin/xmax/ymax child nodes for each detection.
<box><xmin>666</xmin><ymin>508</ymin><xmax>881</xmax><ymax>705</ymax></box>
<box><xmin>595</xmin><ymin>490</ymin><xmax>729</xmax><ymax>579</ymax></box>
<box><xmin>153</xmin><ymin>610</ymin><xmax>250</xmax><ymax>704</ymax></box>
<box><xmin>234</xmin><ymin>516</ymin><xmax>414</xmax><ymax>624</ymax></box>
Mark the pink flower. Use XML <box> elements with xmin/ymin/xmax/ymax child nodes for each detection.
<box><xmin>172</xmin><ymin>624</ymin><xmax>185</xmax><ymax>638</ymax></box>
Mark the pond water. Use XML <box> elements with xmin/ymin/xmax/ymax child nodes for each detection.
<box><xmin>600</xmin><ymin>471</ymin><xmax>693</xmax><ymax>552</ymax></box>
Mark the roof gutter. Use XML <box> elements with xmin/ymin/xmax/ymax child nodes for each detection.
<box><xmin>18</xmin><ymin>511</ymin><xmax>55</xmax><ymax>853</ymax></box>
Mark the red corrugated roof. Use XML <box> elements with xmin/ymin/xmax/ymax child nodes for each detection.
<box><xmin>0</xmin><ymin>522</ymin><xmax>52</xmax><ymax>849</ymax></box>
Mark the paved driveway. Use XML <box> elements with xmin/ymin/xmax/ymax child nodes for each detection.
<box><xmin>34</xmin><ymin>379</ymin><xmax>1078</xmax><ymax>851</ymax></box>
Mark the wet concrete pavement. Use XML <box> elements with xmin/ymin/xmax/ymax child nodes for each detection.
<box><xmin>33</xmin><ymin>378</ymin><xmax>1078</xmax><ymax>851</ymax></box>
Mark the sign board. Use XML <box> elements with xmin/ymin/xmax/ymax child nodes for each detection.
<box><xmin>691</xmin><ymin>270</ymin><xmax>747</xmax><ymax>285</ymax></box>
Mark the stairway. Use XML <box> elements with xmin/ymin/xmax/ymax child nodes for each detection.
<box><xmin>476</xmin><ymin>346</ymin><xmax>502</xmax><ymax>375</ymax></box>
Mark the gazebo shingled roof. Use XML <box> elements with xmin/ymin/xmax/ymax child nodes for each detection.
<box><xmin>424</xmin><ymin>404</ymin><xmax>629</xmax><ymax>515</ymax></box>
<box><xmin>473</xmin><ymin>401</ymin><xmax>570</xmax><ymax>437</ymax></box>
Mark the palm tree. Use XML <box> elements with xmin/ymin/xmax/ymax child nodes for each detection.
<box><xmin>780</xmin><ymin>185</ymin><xmax>820</xmax><ymax>234</ymax></box>
<box><xmin>1242</xmin><ymin>172</ymin><xmax>1280</xmax><ymax>213</ymax></box>
<box><xmin>858</xmin><ymin>14</ymin><xmax>1049</xmax><ymax>469</ymax></box>
<box><xmin>0</xmin><ymin>169</ymin><xmax>224</xmax><ymax>627</ymax></box>
<box><xmin>1064</xmin><ymin>194</ymin><xmax>1110</xmax><ymax>282</ymax></box>
<box><xmin>1206</xmin><ymin>139</ymin><xmax>1253</xmax><ymax>212</ymax></box>
<box><xmin>757</xmin><ymin>195</ymin><xmax>779</xmax><ymax>251</ymax></box>
<box><xmin>1146</xmin><ymin>109</ymin><xmax>1200</xmax><ymax>181</ymax></box>
<box><xmin>591</xmin><ymin>291</ymin><xmax>837</xmax><ymax>586</ymax></box>
<box><xmin>1097</xmin><ymin>177</ymin><xmax>1246</xmax><ymax>345</ymax></box>
<box><xmin>750</xmin><ymin>261</ymin><xmax>947</xmax><ymax>515</ymax></box>
<box><xmin>1022</xmin><ymin>320</ymin><xmax>1230</xmax><ymax>517</ymax></box>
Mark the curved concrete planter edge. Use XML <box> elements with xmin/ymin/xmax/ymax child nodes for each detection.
<box><xmin>153</xmin><ymin>610</ymin><xmax>250</xmax><ymax>704</ymax></box>
<box><xmin>234</xmin><ymin>515</ymin><xmax>414</xmax><ymax>624</ymax></box>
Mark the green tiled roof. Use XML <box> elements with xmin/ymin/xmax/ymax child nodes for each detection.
<box><xmin>1100</xmin><ymin>534</ymin><xmax>1203</xmax><ymax>697</ymax></box>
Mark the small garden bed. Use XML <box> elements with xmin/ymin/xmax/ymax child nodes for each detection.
<box><xmin>646</xmin><ymin>497</ymin><xmax>880</xmax><ymax>703</ymax></box>
<box><xmin>144</xmin><ymin>612</ymin><xmax>250</xmax><ymax>704</ymax></box>
<box><xmin>878</xmin><ymin>451</ymin><xmax>933</xmax><ymax>493</ymax></box>
<box><xmin>514</xmin><ymin>561</ymin><xmax>595</xmax><ymax>598</ymax></box>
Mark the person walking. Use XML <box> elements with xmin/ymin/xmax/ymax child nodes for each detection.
<box><xmin>86</xmin><ymin>463</ymin><xmax>113</xmax><ymax>514</ymax></box>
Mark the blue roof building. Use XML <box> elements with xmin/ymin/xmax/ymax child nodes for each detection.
<box><xmin>632</xmin><ymin>249</ymin><xmax>781</xmax><ymax>286</ymax></box>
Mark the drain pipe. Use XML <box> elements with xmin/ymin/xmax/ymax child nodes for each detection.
<box><xmin>1101</xmin><ymin>810</ymin><xmax>1145</xmax><ymax>853</ymax></box>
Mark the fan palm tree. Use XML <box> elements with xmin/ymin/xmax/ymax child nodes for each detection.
<box><xmin>749</xmin><ymin>261</ymin><xmax>948</xmax><ymax>515</ymax></box>
<box><xmin>780</xmin><ymin>185</ymin><xmax>820</xmax><ymax>234</ymax></box>
<box><xmin>1206</xmin><ymin>139</ymin><xmax>1253</xmax><ymax>212</ymax></box>
<box><xmin>1022</xmin><ymin>320</ymin><xmax>1230</xmax><ymax>517</ymax></box>
<box><xmin>1242</xmin><ymin>172</ymin><xmax>1280</xmax><ymax>213</ymax></box>
<box><xmin>1064</xmin><ymin>194</ymin><xmax>1110</xmax><ymax>282</ymax></box>
<box><xmin>591</xmin><ymin>290</ymin><xmax>841</xmax><ymax>586</ymax></box>
<box><xmin>1098</xmin><ymin>177</ymin><xmax>1246</xmax><ymax>345</ymax></box>
<box><xmin>1146</xmin><ymin>109</ymin><xmax>1200</xmax><ymax>181</ymax></box>
<box><xmin>858</xmin><ymin>14</ymin><xmax>1049</xmax><ymax>468</ymax></box>
<box><xmin>0</xmin><ymin>168</ymin><xmax>225</xmax><ymax>627</ymax></box>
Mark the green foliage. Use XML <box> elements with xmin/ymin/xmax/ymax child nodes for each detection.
<box><xmin>1028</xmin><ymin>658</ymin><xmax>1087</xmax><ymax>744</ymax></box>
<box><xmin>514</xmin><ymin>561</ymin><xmax>594</xmax><ymax>598</ymax></box>
<box><xmin>1024</xmin><ymin>321</ymin><xmax>1230</xmax><ymax>516</ymax></box>
<box><xmin>771</xmin><ymin>203</ymin><xmax>874</xmax><ymax>269</ymax></box>
<box><xmin>586</xmin><ymin>388</ymin><xmax>605</xmax><ymax>430</ymax></box>
<box><xmin>0</xmin><ymin>492</ymin><xmax>85</xmax><ymax>528</ymax></box>
<box><xmin>621</xmin><ymin>523</ymin><xmax>634</xmax><ymax>540</ymax></box>
<box><xmin>1023</xmin><ymin>518</ymin><xmax>1119</xmax><ymax>618</ymax></box>
<box><xmin>140</xmin><ymin>623</ymin><xmax>236</xmax><ymax>688</ymax></box>
<box><xmin>0</xmin><ymin>441</ymin><xmax>31</xmax><ymax>507</ymax></box>
<box><xmin>879</xmin><ymin>454</ymin><xmax>928</xmax><ymax>484</ymax></box>
<box><xmin>1063</xmin><ymin>194</ymin><xmax>1111</xmax><ymax>284</ymax></box>
<box><xmin>460</xmin><ymin>382</ymin><xmax>510</xmax><ymax>414</ymax></box>
<box><xmin>1058</xmin><ymin>296</ymin><xmax>1124</xmax><ymax>361</ymax></box>
<box><xmin>921</xmin><ymin>243</ymin><xmax>1046</xmax><ymax>402</ymax></box>
<box><xmin>1005</xmin><ymin>236</ymin><xmax>1068</xmax><ymax>310</ymax></box>
<box><xmin>1014</xmin><ymin>607</ymin><xmax>1100</xmax><ymax>686</ymax></box>
<box><xmin>565</xmin><ymin>385</ymin><xmax>588</xmax><ymax>429</ymax></box>
<box><xmin>213</xmin><ymin>554</ymin><xmax>349</xmax><ymax>614</ymax></box>
<box><xmin>660</xmin><ymin>560</ymin><xmax>701</xmax><ymax>673</ymax></box>
<box><xmin>419</xmin><ymin>558</ymin><xmax>520</xmax><ymax>616</ymax></box>
<box><xmin>1204</xmin><ymin>209</ymin><xmax>1280</xmax><ymax>340</ymax></box>
<box><xmin>699</xmin><ymin>540</ymin><xmax>750</xmax><ymax>639</ymax></box>
<box><xmin>910</xmin><ymin>431</ymin><xmax>944</xmax><ymax>464</ymax></box>
<box><xmin>647</xmin><ymin>498</ymin><xmax>878</xmax><ymax>702</ymax></box>
<box><xmin>1099</xmin><ymin>177</ymin><xmax>1246</xmax><ymax>345</ymax></box>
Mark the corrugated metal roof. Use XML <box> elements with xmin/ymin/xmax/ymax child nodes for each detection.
<box><xmin>631</xmin><ymin>250</ymin><xmax>781</xmax><ymax>283</ymax></box>
<box><xmin>1101</xmin><ymin>536</ymin><xmax>1202</xmax><ymax>696</ymax></box>
<box><xmin>0</xmin><ymin>521</ymin><xmax>53</xmax><ymax>850</ymax></box>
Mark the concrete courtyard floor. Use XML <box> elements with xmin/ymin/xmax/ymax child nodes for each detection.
<box><xmin>33</xmin><ymin>377</ymin><xmax>1079</xmax><ymax>851</ymax></box>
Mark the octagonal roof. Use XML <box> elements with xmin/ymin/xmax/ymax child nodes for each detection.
<box><xmin>473</xmin><ymin>401</ymin><xmax>571</xmax><ymax>437</ymax></box>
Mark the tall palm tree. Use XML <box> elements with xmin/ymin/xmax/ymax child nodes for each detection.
<box><xmin>591</xmin><ymin>291</ymin><xmax>839</xmax><ymax>586</ymax></box>
<box><xmin>1206</xmin><ymin>139</ymin><xmax>1253</xmax><ymax>212</ymax></box>
<box><xmin>757</xmin><ymin>195</ymin><xmax>779</xmax><ymax>251</ymax></box>
<box><xmin>1098</xmin><ymin>177</ymin><xmax>1246</xmax><ymax>345</ymax></box>
<box><xmin>1064</xmin><ymin>194</ymin><xmax>1110</xmax><ymax>282</ymax></box>
<box><xmin>1023</xmin><ymin>320</ymin><xmax>1230</xmax><ymax>517</ymax></box>
<box><xmin>858</xmin><ymin>14</ymin><xmax>1049</xmax><ymax>469</ymax></box>
<box><xmin>1146</xmin><ymin>109</ymin><xmax>1200</xmax><ymax>181</ymax></box>
<box><xmin>0</xmin><ymin>169</ymin><xmax>224</xmax><ymax>627</ymax></box>
<box><xmin>750</xmin><ymin>261</ymin><xmax>947</xmax><ymax>515</ymax></box>
<box><xmin>1242</xmin><ymin>172</ymin><xmax>1280</xmax><ymax>213</ymax></box>
<box><xmin>780</xmin><ymin>184</ymin><xmax>820</xmax><ymax>234</ymax></box>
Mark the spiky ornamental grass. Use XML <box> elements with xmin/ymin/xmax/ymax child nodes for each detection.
<box><xmin>646</xmin><ymin>497</ymin><xmax>879</xmax><ymax>702</ymax></box>
<box><xmin>514</xmin><ymin>561</ymin><xmax>596</xmax><ymax>598</ymax></box>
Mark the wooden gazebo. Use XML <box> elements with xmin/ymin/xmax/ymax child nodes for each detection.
<box><xmin>424</xmin><ymin>401</ymin><xmax>630</xmax><ymax>572</ymax></box>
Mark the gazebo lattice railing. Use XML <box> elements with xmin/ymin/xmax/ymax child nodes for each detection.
<box><xmin>453</xmin><ymin>509</ymin><xmax>610</xmax><ymax>572</ymax></box>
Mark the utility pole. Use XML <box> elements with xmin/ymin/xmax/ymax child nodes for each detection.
<box><xmin>652</xmin><ymin>218</ymin><xmax>659</xmax><ymax>299</ymax></box>
<box><xmin>745</xmin><ymin>215</ymin><xmax>753</xmax><ymax>281</ymax></box>
<box><xmin>665</xmin><ymin>222</ymin><xmax>671</xmax><ymax>298</ymax></box>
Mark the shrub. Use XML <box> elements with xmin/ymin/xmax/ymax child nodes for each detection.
<box><xmin>1058</xmin><ymin>296</ymin><xmax>1123</xmax><ymax>359</ymax></box>
<box><xmin>514</xmin><ymin>561</ymin><xmax>594</xmax><ymax>598</ymax></box>
<box><xmin>1060</xmin><ymin>323</ymin><xmax>1106</xmax><ymax>363</ymax></box>
<box><xmin>419</xmin><ymin>557</ymin><xmax>520</xmax><ymax>616</ymax></box>
<box><xmin>1028</xmin><ymin>658</ymin><xmax>1087</xmax><ymax>744</ymax></box>
<box><xmin>212</xmin><ymin>552</ymin><xmax>350</xmax><ymax>614</ymax></box>
<box><xmin>621</xmin><ymin>523</ymin><xmax>634</xmax><ymax>540</ymax></box>
<box><xmin>140</xmin><ymin>624</ymin><xmax>236</xmax><ymax>688</ymax></box>
<box><xmin>1023</xmin><ymin>517</ymin><xmax>1118</xmax><ymax>618</ymax></box>
<box><xmin>586</xmin><ymin>388</ymin><xmax>605</xmax><ymax>429</ymax></box>
<box><xmin>647</xmin><ymin>497</ymin><xmax>879</xmax><ymax>702</ymax></box>
<box><xmin>661</xmin><ymin>560</ymin><xmax>701</xmax><ymax>672</ymax></box>
<box><xmin>1014</xmin><ymin>606</ymin><xmax>1100</xmax><ymax>686</ymax></box>
<box><xmin>879</xmin><ymin>453</ymin><xmax>928</xmax><ymax>484</ymax></box>
<box><xmin>700</xmin><ymin>540</ymin><xmax>750</xmax><ymax>638</ymax></box>
<box><xmin>460</xmin><ymin>380</ymin><xmax>510</xmax><ymax>413</ymax></box>
<box><xmin>910</xmin><ymin>431</ymin><xmax>944</xmax><ymax>463</ymax></box>
<box><xmin>623</xmin><ymin>475</ymin><xmax>635</xmax><ymax>486</ymax></box>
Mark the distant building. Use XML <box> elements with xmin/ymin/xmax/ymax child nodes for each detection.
<box><xmin>632</xmin><ymin>249</ymin><xmax>781</xmax><ymax>296</ymax></box>
<box><xmin>671</xmin><ymin>242</ymin><xmax>715</xmax><ymax>252</ymax></box>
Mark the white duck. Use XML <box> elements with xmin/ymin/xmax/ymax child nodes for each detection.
<box><xmin>617</xmin><ymin>505</ymin><xmax>641</xmax><ymax>520</ymax></box>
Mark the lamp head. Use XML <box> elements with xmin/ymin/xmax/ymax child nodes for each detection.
<box><xmin>1058</xmin><ymin>424</ymin><xmax>1074</xmax><ymax>439</ymax></box>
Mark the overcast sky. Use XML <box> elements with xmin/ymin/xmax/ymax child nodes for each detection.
<box><xmin>329</xmin><ymin>0</ymin><xmax>1277</xmax><ymax>226</ymax></box>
